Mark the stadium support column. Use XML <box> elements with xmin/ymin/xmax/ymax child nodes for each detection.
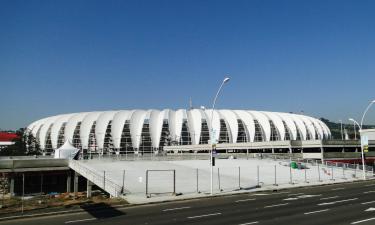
<box><xmin>74</xmin><ymin>171</ymin><xmax>79</xmax><ymax>196</ymax></box>
<box><xmin>86</xmin><ymin>180</ymin><xmax>93</xmax><ymax>198</ymax></box>
<box><xmin>66</xmin><ymin>171</ymin><xmax>71</xmax><ymax>193</ymax></box>
<box><xmin>10</xmin><ymin>175</ymin><xmax>14</xmax><ymax>196</ymax></box>
<box><xmin>320</xmin><ymin>146</ymin><xmax>324</xmax><ymax>163</ymax></box>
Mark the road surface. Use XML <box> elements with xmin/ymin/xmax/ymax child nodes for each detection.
<box><xmin>3</xmin><ymin>180</ymin><xmax>375</xmax><ymax>225</ymax></box>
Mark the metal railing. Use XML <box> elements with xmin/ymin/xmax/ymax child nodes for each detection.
<box><xmin>68</xmin><ymin>160</ymin><xmax>125</xmax><ymax>197</ymax></box>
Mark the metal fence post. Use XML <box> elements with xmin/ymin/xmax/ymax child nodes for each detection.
<box><xmin>257</xmin><ymin>165</ymin><xmax>260</xmax><ymax>187</ymax></box>
<box><xmin>318</xmin><ymin>163</ymin><xmax>321</xmax><ymax>182</ymax></box>
<box><xmin>289</xmin><ymin>164</ymin><xmax>293</xmax><ymax>184</ymax></box>
<box><xmin>218</xmin><ymin>168</ymin><xmax>221</xmax><ymax>191</ymax></box>
<box><xmin>103</xmin><ymin>171</ymin><xmax>106</xmax><ymax>190</ymax></box>
<box><xmin>274</xmin><ymin>165</ymin><xmax>277</xmax><ymax>186</ymax></box>
<box><xmin>304</xmin><ymin>168</ymin><xmax>307</xmax><ymax>183</ymax></box>
<box><xmin>146</xmin><ymin>170</ymin><xmax>148</xmax><ymax>197</ymax></box>
<box><xmin>122</xmin><ymin>170</ymin><xmax>125</xmax><ymax>193</ymax></box>
<box><xmin>331</xmin><ymin>166</ymin><xmax>334</xmax><ymax>180</ymax></box>
<box><xmin>238</xmin><ymin>166</ymin><xmax>241</xmax><ymax>189</ymax></box>
<box><xmin>173</xmin><ymin>170</ymin><xmax>176</xmax><ymax>195</ymax></box>
<box><xmin>196</xmin><ymin>168</ymin><xmax>199</xmax><ymax>193</ymax></box>
<box><xmin>343</xmin><ymin>165</ymin><xmax>346</xmax><ymax>179</ymax></box>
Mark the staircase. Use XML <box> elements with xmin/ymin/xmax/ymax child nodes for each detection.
<box><xmin>68</xmin><ymin>160</ymin><xmax>124</xmax><ymax>198</ymax></box>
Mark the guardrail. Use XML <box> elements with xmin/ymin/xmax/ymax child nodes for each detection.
<box><xmin>68</xmin><ymin>160</ymin><xmax>125</xmax><ymax>197</ymax></box>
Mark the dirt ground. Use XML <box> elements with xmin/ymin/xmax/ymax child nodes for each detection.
<box><xmin>0</xmin><ymin>191</ymin><xmax>128</xmax><ymax>215</ymax></box>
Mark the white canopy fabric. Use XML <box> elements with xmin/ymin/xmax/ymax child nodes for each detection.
<box><xmin>54</xmin><ymin>140</ymin><xmax>80</xmax><ymax>159</ymax></box>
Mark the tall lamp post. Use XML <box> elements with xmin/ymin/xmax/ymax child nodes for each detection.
<box><xmin>210</xmin><ymin>77</ymin><xmax>230</xmax><ymax>195</ymax></box>
<box><xmin>338</xmin><ymin>120</ymin><xmax>343</xmax><ymax>140</ymax></box>
<box><xmin>349</xmin><ymin>99</ymin><xmax>375</xmax><ymax>180</ymax></box>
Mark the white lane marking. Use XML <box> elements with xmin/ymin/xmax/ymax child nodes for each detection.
<box><xmin>351</xmin><ymin>217</ymin><xmax>375</xmax><ymax>224</ymax></box>
<box><xmin>365</xmin><ymin>184</ymin><xmax>375</xmax><ymax>187</ymax></box>
<box><xmin>288</xmin><ymin>193</ymin><xmax>304</xmax><ymax>196</ymax></box>
<box><xmin>235</xmin><ymin>198</ymin><xmax>256</xmax><ymax>203</ymax></box>
<box><xmin>284</xmin><ymin>194</ymin><xmax>321</xmax><ymax>201</ymax></box>
<box><xmin>238</xmin><ymin>222</ymin><xmax>259</xmax><ymax>225</ymax></box>
<box><xmin>318</xmin><ymin>198</ymin><xmax>358</xmax><ymax>206</ymax></box>
<box><xmin>188</xmin><ymin>212</ymin><xmax>222</xmax><ymax>219</ymax></box>
<box><xmin>362</xmin><ymin>200</ymin><xmax>375</xmax><ymax>205</ymax></box>
<box><xmin>163</xmin><ymin>206</ymin><xmax>191</xmax><ymax>211</ymax></box>
<box><xmin>365</xmin><ymin>208</ymin><xmax>375</xmax><ymax>212</ymax></box>
<box><xmin>304</xmin><ymin>209</ymin><xmax>330</xmax><ymax>215</ymax></box>
<box><xmin>271</xmin><ymin>191</ymin><xmax>290</xmax><ymax>195</ymax></box>
<box><xmin>364</xmin><ymin>191</ymin><xmax>375</xmax><ymax>194</ymax></box>
<box><xmin>65</xmin><ymin>218</ymin><xmax>96</xmax><ymax>224</ymax></box>
<box><xmin>264</xmin><ymin>203</ymin><xmax>289</xmax><ymax>208</ymax></box>
<box><xmin>253</xmin><ymin>193</ymin><xmax>270</xmax><ymax>196</ymax></box>
<box><xmin>331</xmin><ymin>187</ymin><xmax>345</xmax><ymax>190</ymax></box>
<box><xmin>320</xmin><ymin>196</ymin><xmax>339</xmax><ymax>200</ymax></box>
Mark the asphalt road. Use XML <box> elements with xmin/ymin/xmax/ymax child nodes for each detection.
<box><xmin>3</xmin><ymin>180</ymin><xmax>375</xmax><ymax>225</ymax></box>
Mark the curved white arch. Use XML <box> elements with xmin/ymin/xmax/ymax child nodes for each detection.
<box><xmin>39</xmin><ymin>116</ymin><xmax>60</xmax><ymax>150</ymax></box>
<box><xmin>187</xmin><ymin>109</ymin><xmax>202</xmax><ymax>145</ymax></box>
<box><xmin>306</xmin><ymin>116</ymin><xmax>324</xmax><ymax>139</ymax></box>
<box><xmin>111</xmin><ymin>110</ymin><xmax>134</xmax><ymax>149</ymax></box>
<box><xmin>50</xmin><ymin>114</ymin><xmax>75</xmax><ymax>149</ymax></box>
<box><xmin>149</xmin><ymin>110</ymin><xmax>166</xmax><ymax>149</ymax></box>
<box><xmin>130</xmin><ymin>110</ymin><xmax>147</xmax><ymax>149</ymax></box>
<box><xmin>80</xmin><ymin>112</ymin><xmax>102</xmax><ymax>149</ymax></box>
<box><xmin>204</xmin><ymin>109</ymin><xmax>221</xmax><ymax>144</ymax></box>
<box><xmin>26</xmin><ymin>120</ymin><xmax>39</xmax><ymax>135</ymax></box>
<box><xmin>95</xmin><ymin>111</ymin><xmax>117</xmax><ymax>150</ymax></box>
<box><xmin>218</xmin><ymin>110</ymin><xmax>239</xmax><ymax>143</ymax></box>
<box><xmin>262</xmin><ymin>111</ymin><xmax>285</xmax><ymax>141</ymax></box>
<box><xmin>297</xmin><ymin>115</ymin><xmax>316</xmax><ymax>140</ymax></box>
<box><xmin>234</xmin><ymin>110</ymin><xmax>255</xmax><ymax>142</ymax></box>
<box><xmin>248</xmin><ymin>111</ymin><xmax>271</xmax><ymax>141</ymax></box>
<box><xmin>276</xmin><ymin>113</ymin><xmax>297</xmax><ymax>140</ymax></box>
<box><xmin>289</xmin><ymin>114</ymin><xmax>307</xmax><ymax>140</ymax></box>
<box><xmin>31</xmin><ymin>118</ymin><xmax>47</xmax><ymax>137</ymax></box>
<box><xmin>64</xmin><ymin>113</ymin><xmax>89</xmax><ymax>143</ymax></box>
<box><xmin>317</xmin><ymin>119</ymin><xmax>331</xmax><ymax>138</ymax></box>
<box><xmin>168</xmin><ymin>109</ymin><xmax>185</xmax><ymax>143</ymax></box>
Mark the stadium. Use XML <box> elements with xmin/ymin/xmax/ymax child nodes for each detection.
<box><xmin>25</xmin><ymin>109</ymin><xmax>331</xmax><ymax>155</ymax></box>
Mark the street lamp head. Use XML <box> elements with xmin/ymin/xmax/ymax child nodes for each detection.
<box><xmin>223</xmin><ymin>77</ymin><xmax>230</xmax><ymax>83</ymax></box>
<box><xmin>349</xmin><ymin>118</ymin><xmax>355</xmax><ymax>122</ymax></box>
<box><xmin>371</xmin><ymin>100</ymin><xmax>375</xmax><ymax>103</ymax></box>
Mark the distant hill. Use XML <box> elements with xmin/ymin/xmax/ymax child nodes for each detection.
<box><xmin>321</xmin><ymin>118</ymin><xmax>375</xmax><ymax>140</ymax></box>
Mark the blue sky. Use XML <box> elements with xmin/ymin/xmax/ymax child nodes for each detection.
<box><xmin>1</xmin><ymin>0</ymin><xmax>375</xmax><ymax>129</ymax></box>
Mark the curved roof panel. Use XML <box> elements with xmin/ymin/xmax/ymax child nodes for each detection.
<box><xmin>50</xmin><ymin>114</ymin><xmax>75</xmax><ymax>149</ymax></box>
<box><xmin>130</xmin><ymin>110</ymin><xmax>147</xmax><ymax>149</ymax></box>
<box><xmin>111</xmin><ymin>110</ymin><xmax>134</xmax><ymax>149</ymax></box>
<box><xmin>80</xmin><ymin>112</ymin><xmax>102</xmax><ymax>149</ymax></box>
<box><xmin>248</xmin><ymin>111</ymin><xmax>271</xmax><ymax>141</ymax></box>
<box><xmin>95</xmin><ymin>111</ymin><xmax>117</xmax><ymax>150</ymax></box>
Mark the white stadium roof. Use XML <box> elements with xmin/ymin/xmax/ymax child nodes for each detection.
<box><xmin>26</xmin><ymin>109</ymin><xmax>331</xmax><ymax>151</ymax></box>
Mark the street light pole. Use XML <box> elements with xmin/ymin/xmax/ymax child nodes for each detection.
<box><xmin>339</xmin><ymin>120</ymin><xmax>343</xmax><ymax>140</ymax></box>
<box><xmin>210</xmin><ymin>77</ymin><xmax>230</xmax><ymax>195</ymax></box>
<box><xmin>359</xmin><ymin>100</ymin><xmax>375</xmax><ymax>180</ymax></box>
<box><xmin>349</xmin><ymin>99</ymin><xmax>375</xmax><ymax>181</ymax></box>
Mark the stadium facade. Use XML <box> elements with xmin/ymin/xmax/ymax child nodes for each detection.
<box><xmin>25</xmin><ymin>109</ymin><xmax>331</xmax><ymax>155</ymax></box>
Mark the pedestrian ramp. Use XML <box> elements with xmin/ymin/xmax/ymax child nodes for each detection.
<box><xmin>68</xmin><ymin>160</ymin><xmax>125</xmax><ymax>198</ymax></box>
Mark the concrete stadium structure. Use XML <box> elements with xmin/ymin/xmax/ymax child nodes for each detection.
<box><xmin>25</xmin><ymin>109</ymin><xmax>331</xmax><ymax>155</ymax></box>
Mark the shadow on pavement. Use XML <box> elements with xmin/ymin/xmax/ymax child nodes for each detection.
<box><xmin>80</xmin><ymin>203</ymin><xmax>125</xmax><ymax>219</ymax></box>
